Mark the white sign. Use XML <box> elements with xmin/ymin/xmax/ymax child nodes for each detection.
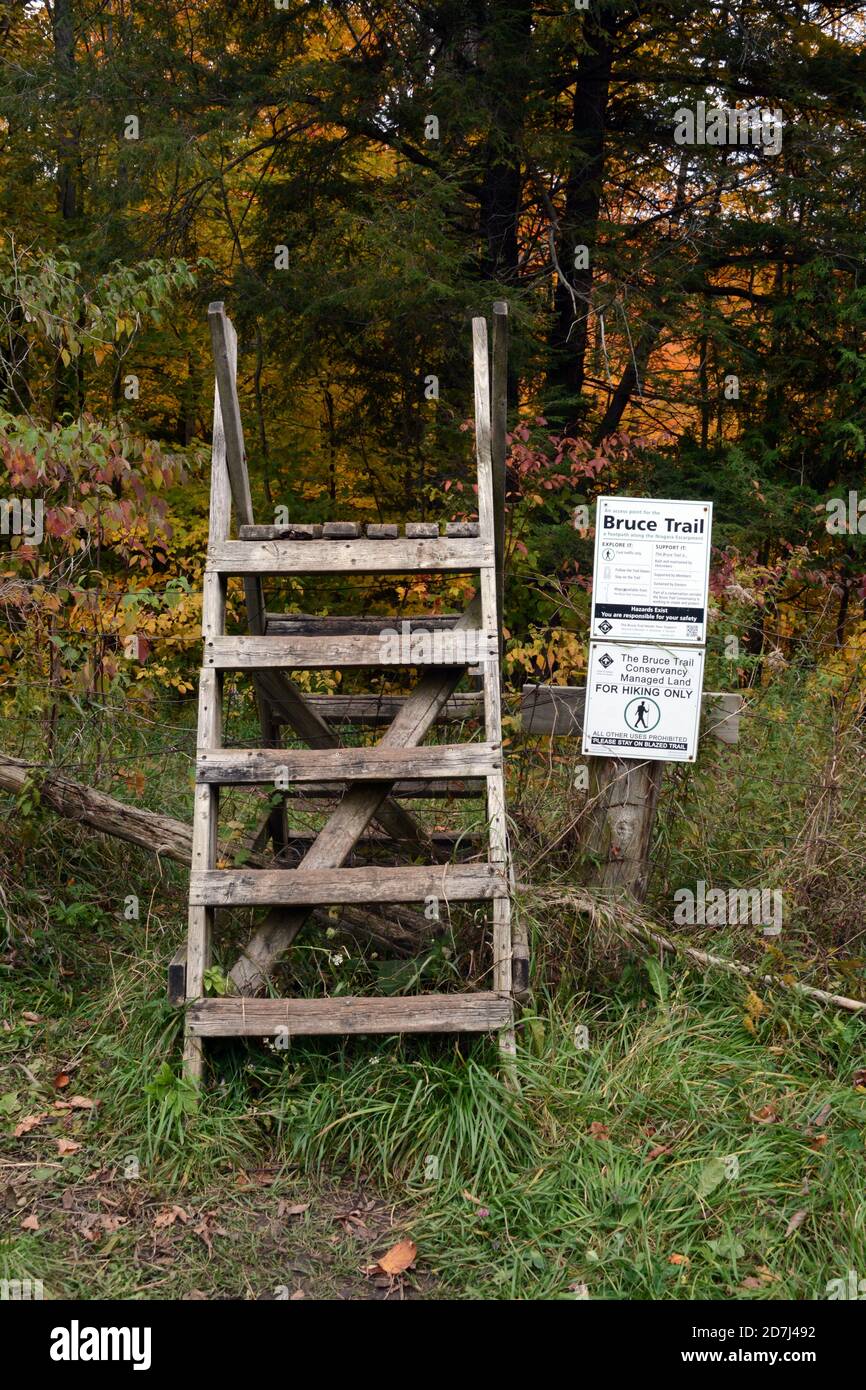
<box><xmin>582</xmin><ymin>643</ymin><xmax>706</xmax><ymax>763</ymax></box>
<box><xmin>591</xmin><ymin>497</ymin><xmax>712</xmax><ymax>644</ymax></box>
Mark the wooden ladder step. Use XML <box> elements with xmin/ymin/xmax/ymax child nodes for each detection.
<box><xmin>265</xmin><ymin>614</ymin><xmax>461</xmax><ymax>636</ymax></box>
<box><xmin>189</xmin><ymin>863</ymin><xmax>507</xmax><ymax>907</ymax></box>
<box><xmin>204</xmin><ymin>632</ymin><xmax>494</xmax><ymax>669</ymax></box>
<box><xmin>197</xmin><ymin>743</ymin><xmax>501</xmax><ymax>784</ymax></box>
<box><xmin>271</xmin><ymin>828</ymin><xmax>483</xmax><ymax>850</ymax></box>
<box><xmin>293</xmin><ymin>693</ymin><xmax>484</xmax><ymax>724</ymax></box>
<box><xmin>206</xmin><ymin>537</ymin><xmax>492</xmax><ymax>575</ymax></box>
<box><xmin>273</xmin><ymin>778</ymin><xmax>485</xmax><ymax>799</ymax></box>
<box><xmin>186</xmin><ymin>992</ymin><xmax>513</xmax><ymax>1037</ymax></box>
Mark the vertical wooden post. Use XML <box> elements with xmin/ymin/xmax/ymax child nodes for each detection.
<box><xmin>183</xmin><ymin>324</ymin><xmax>234</xmax><ymax>1084</ymax></box>
<box><xmin>473</xmin><ymin>317</ymin><xmax>516</xmax><ymax>1054</ymax></box>
<box><xmin>584</xmin><ymin>757</ymin><xmax>664</xmax><ymax>902</ymax></box>
<box><xmin>491</xmin><ymin>301</ymin><xmax>508</xmax><ymax>647</ymax></box>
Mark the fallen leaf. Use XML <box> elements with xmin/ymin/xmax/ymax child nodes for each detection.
<box><xmin>13</xmin><ymin>1113</ymin><xmax>47</xmax><ymax>1137</ymax></box>
<box><xmin>376</xmin><ymin>1239</ymin><xmax>417</xmax><ymax>1276</ymax></box>
<box><xmin>669</xmin><ymin>1253</ymin><xmax>690</xmax><ymax>1266</ymax></box>
<box><xmin>588</xmin><ymin>1121</ymin><xmax>610</xmax><ymax>1140</ymax></box>
<box><xmin>67</xmin><ymin>1095</ymin><xmax>96</xmax><ymax>1110</ymax></box>
<box><xmin>749</xmin><ymin>1105</ymin><xmax>779</xmax><ymax>1125</ymax></box>
<box><xmin>290</xmin><ymin>1289</ymin><xmax>306</xmax><ymax>1300</ymax></box>
<box><xmin>645</xmin><ymin>1144</ymin><xmax>672</xmax><ymax>1161</ymax></box>
<box><xmin>57</xmin><ymin>1138</ymin><xmax>81</xmax><ymax>1155</ymax></box>
<box><xmin>153</xmin><ymin>1205</ymin><xmax>189</xmax><ymax>1228</ymax></box>
<box><xmin>785</xmin><ymin>1209</ymin><xmax>807</xmax><ymax>1237</ymax></box>
<box><xmin>809</xmin><ymin>1133</ymin><xmax>828</xmax><ymax>1150</ymax></box>
<box><xmin>53</xmin><ymin>1072</ymin><xmax>71</xmax><ymax>1090</ymax></box>
<box><xmin>192</xmin><ymin>1216</ymin><xmax>226</xmax><ymax>1254</ymax></box>
<box><xmin>20</xmin><ymin>1213</ymin><xmax>39</xmax><ymax>1230</ymax></box>
<box><xmin>277</xmin><ymin>1201</ymin><xmax>310</xmax><ymax>1218</ymax></box>
<box><xmin>852</xmin><ymin>1069</ymin><xmax>866</xmax><ymax>1089</ymax></box>
<box><xmin>334</xmin><ymin>1208</ymin><xmax>372</xmax><ymax>1235</ymax></box>
<box><xmin>21</xmin><ymin>1012</ymin><xmax>41</xmax><ymax>1024</ymax></box>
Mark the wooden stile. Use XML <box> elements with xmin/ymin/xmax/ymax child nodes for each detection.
<box><xmin>181</xmin><ymin>305</ymin><xmax>520</xmax><ymax>1082</ymax></box>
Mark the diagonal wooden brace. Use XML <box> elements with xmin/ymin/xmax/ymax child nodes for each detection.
<box><xmin>228</xmin><ymin>597</ymin><xmax>483</xmax><ymax>994</ymax></box>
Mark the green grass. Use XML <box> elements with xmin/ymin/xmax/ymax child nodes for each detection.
<box><xmin>2</xmin><ymin>873</ymin><xmax>864</xmax><ymax>1299</ymax></box>
<box><xmin>2</xmin><ymin>685</ymin><xmax>866</xmax><ymax>1299</ymax></box>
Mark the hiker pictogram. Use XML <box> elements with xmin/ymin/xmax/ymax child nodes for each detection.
<box><xmin>624</xmin><ymin>696</ymin><xmax>660</xmax><ymax>732</ymax></box>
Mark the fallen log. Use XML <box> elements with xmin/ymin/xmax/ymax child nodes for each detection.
<box><xmin>0</xmin><ymin>752</ymin><xmax>198</xmax><ymax>865</ymax></box>
<box><xmin>0</xmin><ymin>753</ymin><xmax>428</xmax><ymax>959</ymax></box>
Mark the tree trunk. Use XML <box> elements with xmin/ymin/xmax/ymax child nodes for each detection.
<box><xmin>546</xmin><ymin>8</ymin><xmax>618</xmax><ymax>431</ymax></box>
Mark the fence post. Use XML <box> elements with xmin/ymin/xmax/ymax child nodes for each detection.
<box><xmin>584</xmin><ymin>757</ymin><xmax>664</xmax><ymax>902</ymax></box>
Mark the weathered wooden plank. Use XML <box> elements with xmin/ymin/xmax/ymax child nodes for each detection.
<box><xmin>265</xmin><ymin>613</ymin><xmax>461</xmax><ymax>637</ymax></box>
<box><xmin>207</xmin><ymin>537</ymin><xmax>493</xmax><ymax>575</ymax></box>
<box><xmin>274</xmin><ymin>778</ymin><xmax>484</xmax><ymax>799</ymax></box>
<box><xmin>521</xmin><ymin>685</ymin><xmax>744</xmax><ymax>745</ymax></box>
<box><xmin>296</xmin><ymin>693</ymin><xmax>484</xmax><ymax>723</ymax></box>
<box><xmin>322</xmin><ymin>521</ymin><xmax>361</xmax><ymax>538</ymax></box>
<box><xmin>197</xmin><ymin>743</ymin><xmax>501</xmax><ymax>784</ymax></box>
<box><xmin>205</xmin><ymin>631</ymin><xmax>494</xmax><ymax>669</ymax></box>
<box><xmin>444</xmin><ymin>521</ymin><xmax>480</xmax><ymax>537</ymax></box>
<box><xmin>187</xmin><ymin>992</ymin><xmax>512</xmax><ymax>1037</ymax></box>
<box><xmin>365</xmin><ymin>523</ymin><xmax>399</xmax><ymax>538</ymax></box>
<box><xmin>240</xmin><ymin>523</ymin><xmax>322</xmax><ymax>540</ymax></box>
<box><xmin>405</xmin><ymin>522</ymin><xmax>439</xmax><ymax>538</ymax></box>
<box><xmin>278</xmin><ymin>828</ymin><xmax>482</xmax><ymax>851</ymax></box>
<box><xmin>193</xmin><ymin>862</ymin><xmax>506</xmax><ymax>908</ymax></box>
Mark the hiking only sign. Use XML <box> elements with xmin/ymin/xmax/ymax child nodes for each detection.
<box><xmin>582</xmin><ymin>643</ymin><xmax>706</xmax><ymax>762</ymax></box>
<box><xmin>590</xmin><ymin>496</ymin><xmax>712</xmax><ymax>644</ymax></box>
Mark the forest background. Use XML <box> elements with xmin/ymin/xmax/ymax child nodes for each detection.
<box><xmin>2</xmin><ymin>1</ymin><xmax>866</xmax><ymax>1302</ymax></box>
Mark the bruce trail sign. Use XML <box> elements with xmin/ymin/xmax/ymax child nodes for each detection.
<box><xmin>581</xmin><ymin>643</ymin><xmax>706</xmax><ymax>763</ymax></box>
<box><xmin>591</xmin><ymin>496</ymin><xmax>712</xmax><ymax>645</ymax></box>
